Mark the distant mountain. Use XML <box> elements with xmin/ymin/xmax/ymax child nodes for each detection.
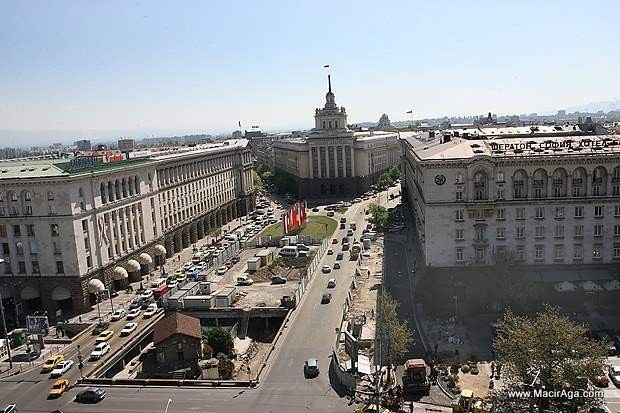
<box><xmin>563</xmin><ymin>100</ymin><xmax>620</xmax><ymax>114</ymax></box>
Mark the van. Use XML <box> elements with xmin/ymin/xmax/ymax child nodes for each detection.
<box><xmin>279</xmin><ymin>246</ymin><xmax>298</xmax><ymax>257</ymax></box>
<box><xmin>237</xmin><ymin>275</ymin><xmax>254</xmax><ymax>286</ymax></box>
<box><xmin>361</xmin><ymin>232</ymin><xmax>377</xmax><ymax>241</ymax></box>
<box><xmin>150</xmin><ymin>278</ymin><xmax>166</xmax><ymax>289</ymax></box>
<box><xmin>224</xmin><ymin>234</ymin><xmax>238</xmax><ymax>242</ymax></box>
<box><xmin>296</xmin><ymin>244</ymin><xmax>310</xmax><ymax>252</ymax></box>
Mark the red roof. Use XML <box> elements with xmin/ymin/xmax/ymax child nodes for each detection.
<box><xmin>405</xmin><ymin>359</ymin><xmax>426</xmax><ymax>369</ymax></box>
<box><xmin>153</xmin><ymin>312</ymin><xmax>202</xmax><ymax>345</ymax></box>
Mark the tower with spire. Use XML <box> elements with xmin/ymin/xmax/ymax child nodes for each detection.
<box><xmin>313</xmin><ymin>74</ymin><xmax>348</xmax><ymax>133</ymax></box>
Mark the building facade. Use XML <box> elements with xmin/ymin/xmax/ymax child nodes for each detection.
<box><xmin>117</xmin><ymin>138</ymin><xmax>136</xmax><ymax>152</ymax></box>
<box><xmin>402</xmin><ymin>129</ymin><xmax>620</xmax><ymax>269</ymax></box>
<box><xmin>0</xmin><ymin>139</ymin><xmax>254</xmax><ymax>321</ymax></box>
<box><xmin>74</xmin><ymin>140</ymin><xmax>92</xmax><ymax>152</ymax></box>
<box><xmin>272</xmin><ymin>76</ymin><xmax>401</xmax><ymax>198</ymax></box>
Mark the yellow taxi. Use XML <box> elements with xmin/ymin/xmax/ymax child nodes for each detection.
<box><xmin>48</xmin><ymin>378</ymin><xmax>69</xmax><ymax>398</ymax></box>
<box><xmin>41</xmin><ymin>355</ymin><xmax>64</xmax><ymax>373</ymax></box>
<box><xmin>95</xmin><ymin>330</ymin><xmax>114</xmax><ymax>343</ymax></box>
<box><xmin>176</xmin><ymin>272</ymin><xmax>187</xmax><ymax>283</ymax></box>
<box><xmin>173</xmin><ymin>269</ymin><xmax>184</xmax><ymax>277</ymax></box>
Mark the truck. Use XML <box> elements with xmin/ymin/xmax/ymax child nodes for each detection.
<box><xmin>350</xmin><ymin>242</ymin><xmax>362</xmax><ymax>260</ymax></box>
<box><xmin>402</xmin><ymin>358</ymin><xmax>431</xmax><ymax>396</ymax></box>
<box><xmin>451</xmin><ymin>389</ymin><xmax>491</xmax><ymax>413</ymax></box>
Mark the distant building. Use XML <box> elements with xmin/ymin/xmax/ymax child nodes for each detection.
<box><xmin>232</xmin><ymin>130</ymin><xmax>243</xmax><ymax>139</ymax></box>
<box><xmin>377</xmin><ymin>114</ymin><xmax>391</xmax><ymax>129</ymax></box>
<box><xmin>74</xmin><ymin>140</ymin><xmax>92</xmax><ymax>152</ymax></box>
<box><xmin>153</xmin><ymin>313</ymin><xmax>202</xmax><ymax>375</ymax></box>
<box><xmin>272</xmin><ymin>75</ymin><xmax>401</xmax><ymax>197</ymax></box>
<box><xmin>117</xmin><ymin>138</ymin><xmax>135</xmax><ymax>152</ymax></box>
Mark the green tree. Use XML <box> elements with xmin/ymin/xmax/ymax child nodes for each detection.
<box><xmin>217</xmin><ymin>356</ymin><xmax>234</xmax><ymax>379</ymax></box>
<box><xmin>206</xmin><ymin>327</ymin><xmax>234</xmax><ymax>356</ymax></box>
<box><xmin>368</xmin><ymin>203</ymin><xmax>390</xmax><ymax>228</ymax></box>
<box><xmin>388</xmin><ymin>166</ymin><xmax>401</xmax><ymax>181</ymax></box>
<box><xmin>252</xmin><ymin>170</ymin><xmax>263</xmax><ymax>194</ymax></box>
<box><xmin>377</xmin><ymin>171</ymin><xmax>393</xmax><ymax>189</ymax></box>
<box><xmin>493</xmin><ymin>306</ymin><xmax>606</xmax><ymax>412</ymax></box>
<box><xmin>376</xmin><ymin>291</ymin><xmax>413</xmax><ymax>366</ymax></box>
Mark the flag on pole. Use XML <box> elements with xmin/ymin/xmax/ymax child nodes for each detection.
<box><xmin>406</xmin><ymin>110</ymin><xmax>413</xmax><ymax>114</ymax></box>
<box><xmin>324</xmin><ymin>64</ymin><xmax>330</xmax><ymax>68</ymax></box>
<box><xmin>282</xmin><ymin>212</ymin><xmax>289</xmax><ymax>234</ymax></box>
<box><xmin>238</xmin><ymin>121</ymin><xmax>241</xmax><ymax>128</ymax></box>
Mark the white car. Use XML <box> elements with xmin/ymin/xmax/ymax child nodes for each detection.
<box><xmin>50</xmin><ymin>360</ymin><xmax>74</xmax><ymax>378</ymax></box>
<box><xmin>166</xmin><ymin>279</ymin><xmax>178</xmax><ymax>289</ymax></box>
<box><xmin>120</xmin><ymin>322</ymin><xmax>138</xmax><ymax>336</ymax></box>
<box><xmin>140</xmin><ymin>290</ymin><xmax>154</xmax><ymax>300</ymax></box>
<box><xmin>89</xmin><ymin>342</ymin><xmax>111</xmax><ymax>360</ymax></box>
<box><xmin>126</xmin><ymin>308</ymin><xmax>141</xmax><ymax>320</ymax></box>
<box><xmin>110</xmin><ymin>308</ymin><xmax>126</xmax><ymax>321</ymax></box>
<box><xmin>143</xmin><ymin>304</ymin><xmax>158</xmax><ymax>318</ymax></box>
<box><xmin>327</xmin><ymin>278</ymin><xmax>336</xmax><ymax>288</ymax></box>
<box><xmin>182</xmin><ymin>262</ymin><xmax>193</xmax><ymax>271</ymax></box>
<box><xmin>217</xmin><ymin>266</ymin><xmax>228</xmax><ymax>275</ymax></box>
<box><xmin>322</xmin><ymin>265</ymin><xmax>331</xmax><ymax>273</ymax></box>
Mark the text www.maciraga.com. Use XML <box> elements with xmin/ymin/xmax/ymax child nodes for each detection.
<box><xmin>507</xmin><ymin>389</ymin><xmax>605</xmax><ymax>399</ymax></box>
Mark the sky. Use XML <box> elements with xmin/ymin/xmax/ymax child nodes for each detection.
<box><xmin>1</xmin><ymin>0</ymin><xmax>619</xmax><ymax>145</ymax></box>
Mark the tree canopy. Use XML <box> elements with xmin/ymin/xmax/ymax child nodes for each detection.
<box><xmin>493</xmin><ymin>306</ymin><xmax>607</xmax><ymax>412</ymax></box>
<box><xmin>206</xmin><ymin>327</ymin><xmax>234</xmax><ymax>356</ymax></box>
<box><xmin>368</xmin><ymin>203</ymin><xmax>390</xmax><ymax>228</ymax></box>
<box><xmin>376</xmin><ymin>291</ymin><xmax>413</xmax><ymax>366</ymax></box>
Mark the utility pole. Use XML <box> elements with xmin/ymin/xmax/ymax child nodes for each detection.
<box><xmin>0</xmin><ymin>258</ymin><xmax>12</xmax><ymax>369</ymax></box>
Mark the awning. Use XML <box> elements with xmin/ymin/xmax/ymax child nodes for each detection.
<box><xmin>126</xmin><ymin>259</ymin><xmax>141</xmax><ymax>272</ymax></box>
<box><xmin>113</xmin><ymin>267</ymin><xmax>129</xmax><ymax>281</ymax></box>
<box><xmin>21</xmin><ymin>286</ymin><xmax>40</xmax><ymax>300</ymax></box>
<box><xmin>138</xmin><ymin>253</ymin><xmax>153</xmax><ymax>265</ymax></box>
<box><xmin>51</xmin><ymin>286</ymin><xmax>71</xmax><ymax>301</ymax></box>
<box><xmin>581</xmin><ymin>280</ymin><xmax>603</xmax><ymax>292</ymax></box>
<box><xmin>154</xmin><ymin>244</ymin><xmax>166</xmax><ymax>255</ymax></box>
<box><xmin>554</xmin><ymin>281</ymin><xmax>577</xmax><ymax>292</ymax></box>
<box><xmin>87</xmin><ymin>278</ymin><xmax>105</xmax><ymax>294</ymax></box>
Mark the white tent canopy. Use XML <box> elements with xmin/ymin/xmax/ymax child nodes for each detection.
<box><xmin>113</xmin><ymin>267</ymin><xmax>129</xmax><ymax>281</ymax></box>
<box><xmin>87</xmin><ymin>278</ymin><xmax>105</xmax><ymax>294</ymax></box>
<box><xmin>126</xmin><ymin>259</ymin><xmax>141</xmax><ymax>272</ymax></box>
<box><xmin>580</xmin><ymin>280</ymin><xmax>603</xmax><ymax>292</ymax></box>
<box><xmin>138</xmin><ymin>253</ymin><xmax>153</xmax><ymax>265</ymax></box>
<box><xmin>554</xmin><ymin>281</ymin><xmax>577</xmax><ymax>292</ymax></box>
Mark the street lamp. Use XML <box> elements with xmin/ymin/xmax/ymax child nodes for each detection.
<box><xmin>95</xmin><ymin>292</ymin><xmax>102</xmax><ymax>323</ymax></box>
<box><xmin>0</xmin><ymin>258</ymin><xmax>12</xmax><ymax>369</ymax></box>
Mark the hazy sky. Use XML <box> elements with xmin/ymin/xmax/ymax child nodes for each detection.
<box><xmin>1</xmin><ymin>0</ymin><xmax>619</xmax><ymax>144</ymax></box>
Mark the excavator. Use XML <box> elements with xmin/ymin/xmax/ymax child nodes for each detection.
<box><xmin>451</xmin><ymin>389</ymin><xmax>492</xmax><ymax>413</ymax></box>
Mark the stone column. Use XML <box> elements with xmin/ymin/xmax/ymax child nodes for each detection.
<box><xmin>190</xmin><ymin>222</ymin><xmax>198</xmax><ymax>244</ymax></box>
<box><xmin>197</xmin><ymin>219</ymin><xmax>205</xmax><ymax>239</ymax></box>
<box><xmin>165</xmin><ymin>236</ymin><xmax>174</xmax><ymax>258</ymax></box>
<box><xmin>182</xmin><ymin>228</ymin><xmax>190</xmax><ymax>249</ymax></box>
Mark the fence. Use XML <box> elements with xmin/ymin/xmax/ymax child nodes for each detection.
<box><xmin>293</xmin><ymin>238</ymin><xmax>328</xmax><ymax>306</ymax></box>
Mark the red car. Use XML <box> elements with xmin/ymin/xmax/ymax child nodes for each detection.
<box><xmin>224</xmin><ymin>260</ymin><xmax>233</xmax><ymax>269</ymax></box>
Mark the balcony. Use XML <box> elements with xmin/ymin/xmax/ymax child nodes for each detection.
<box><xmin>472</xmin><ymin>238</ymin><xmax>489</xmax><ymax>247</ymax></box>
<box><xmin>572</xmin><ymin>178</ymin><xmax>583</xmax><ymax>185</ymax></box>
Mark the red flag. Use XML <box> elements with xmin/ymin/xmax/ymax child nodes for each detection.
<box><xmin>282</xmin><ymin>212</ymin><xmax>288</xmax><ymax>233</ymax></box>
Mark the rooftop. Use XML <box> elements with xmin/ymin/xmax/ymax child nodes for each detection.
<box><xmin>153</xmin><ymin>312</ymin><xmax>202</xmax><ymax>345</ymax></box>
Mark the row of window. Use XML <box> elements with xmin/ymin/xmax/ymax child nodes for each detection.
<box><xmin>0</xmin><ymin>223</ymin><xmax>60</xmax><ymax>238</ymax></box>
<box><xmin>455</xmin><ymin>205</ymin><xmax>620</xmax><ymax>221</ymax></box>
<box><xmin>100</xmin><ymin>176</ymin><xmax>142</xmax><ymax>204</ymax></box>
<box><xmin>456</xmin><ymin>223</ymin><xmax>620</xmax><ymax>241</ymax></box>
<box><xmin>455</xmin><ymin>244</ymin><xmax>617</xmax><ymax>263</ymax></box>
<box><xmin>3</xmin><ymin>259</ymin><xmax>64</xmax><ymax>275</ymax></box>
<box><xmin>157</xmin><ymin>153</ymin><xmax>237</xmax><ymax>189</ymax></box>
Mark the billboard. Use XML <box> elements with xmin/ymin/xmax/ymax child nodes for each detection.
<box><xmin>26</xmin><ymin>315</ymin><xmax>49</xmax><ymax>335</ymax></box>
<box><xmin>344</xmin><ymin>331</ymin><xmax>358</xmax><ymax>364</ymax></box>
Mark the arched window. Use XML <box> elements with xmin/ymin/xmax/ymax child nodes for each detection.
<box><xmin>551</xmin><ymin>168</ymin><xmax>567</xmax><ymax>197</ymax></box>
<box><xmin>533</xmin><ymin>169</ymin><xmax>548</xmax><ymax>198</ymax></box>
<box><xmin>108</xmin><ymin>181</ymin><xmax>114</xmax><ymax>202</ymax></box>
<box><xmin>0</xmin><ymin>192</ymin><xmax>4</xmax><ymax>202</ymax></box>
<box><xmin>455</xmin><ymin>173</ymin><xmax>464</xmax><ymax>184</ymax></box>
<box><xmin>592</xmin><ymin>166</ymin><xmax>607</xmax><ymax>196</ymax></box>
<box><xmin>134</xmin><ymin>176</ymin><xmax>140</xmax><ymax>194</ymax></box>
<box><xmin>128</xmin><ymin>177</ymin><xmax>134</xmax><ymax>196</ymax></box>
<box><xmin>22</xmin><ymin>191</ymin><xmax>32</xmax><ymax>202</ymax></box>
<box><xmin>473</xmin><ymin>170</ymin><xmax>488</xmax><ymax>200</ymax></box>
<box><xmin>115</xmin><ymin>180</ymin><xmax>121</xmax><ymax>199</ymax></box>
<box><xmin>513</xmin><ymin>170</ymin><xmax>528</xmax><ymax>199</ymax></box>
<box><xmin>9</xmin><ymin>191</ymin><xmax>17</xmax><ymax>202</ymax></box>
<box><xmin>122</xmin><ymin>178</ymin><xmax>127</xmax><ymax>198</ymax></box>
<box><xmin>572</xmin><ymin>168</ymin><xmax>586</xmax><ymax>197</ymax></box>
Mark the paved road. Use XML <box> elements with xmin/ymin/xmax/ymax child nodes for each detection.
<box><xmin>0</xmin><ymin>189</ymin><xmax>402</xmax><ymax>413</ymax></box>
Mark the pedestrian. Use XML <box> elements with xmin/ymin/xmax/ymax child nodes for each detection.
<box><xmin>409</xmin><ymin>400</ymin><xmax>414</xmax><ymax>413</ymax></box>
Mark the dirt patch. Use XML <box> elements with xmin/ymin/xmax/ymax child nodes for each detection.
<box><xmin>233</xmin><ymin>340</ymin><xmax>270</xmax><ymax>380</ymax></box>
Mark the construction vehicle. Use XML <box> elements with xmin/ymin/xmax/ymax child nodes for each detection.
<box><xmin>402</xmin><ymin>358</ymin><xmax>431</xmax><ymax>395</ymax></box>
<box><xmin>451</xmin><ymin>389</ymin><xmax>492</xmax><ymax>413</ymax></box>
<box><xmin>350</xmin><ymin>242</ymin><xmax>362</xmax><ymax>260</ymax></box>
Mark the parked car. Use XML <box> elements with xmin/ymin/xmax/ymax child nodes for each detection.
<box><xmin>89</xmin><ymin>342</ymin><xmax>111</xmax><ymax>360</ymax></box>
<box><xmin>312</xmin><ymin>207</ymin><xmax>319</xmax><ymax>212</ymax></box>
<box><xmin>321</xmin><ymin>293</ymin><xmax>332</xmax><ymax>304</ymax></box>
<box><xmin>48</xmin><ymin>379</ymin><xmax>70</xmax><ymax>398</ymax></box>
<box><xmin>126</xmin><ymin>308</ymin><xmax>141</xmax><ymax>320</ymax></box>
<box><xmin>176</xmin><ymin>273</ymin><xmax>187</xmax><ymax>283</ymax></box>
<box><xmin>224</xmin><ymin>260</ymin><xmax>234</xmax><ymax>269</ymax></box>
<box><xmin>271</xmin><ymin>276</ymin><xmax>287</xmax><ymax>284</ymax></box>
<box><xmin>332</xmin><ymin>238</ymin><xmax>338</xmax><ymax>244</ymax></box>
<box><xmin>129</xmin><ymin>298</ymin><xmax>143</xmax><ymax>310</ymax></box>
<box><xmin>140</xmin><ymin>289</ymin><xmax>154</xmax><ymax>301</ymax></box>
<box><xmin>92</xmin><ymin>322</ymin><xmax>110</xmax><ymax>335</ymax></box>
<box><xmin>333</xmin><ymin>262</ymin><xmax>340</xmax><ymax>269</ymax></box>
<box><xmin>95</xmin><ymin>330</ymin><xmax>114</xmax><ymax>343</ymax></box>
<box><xmin>41</xmin><ymin>355</ymin><xmax>65</xmax><ymax>373</ymax></box>
<box><xmin>336</xmin><ymin>252</ymin><xmax>343</xmax><ymax>260</ymax></box>
<box><xmin>110</xmin><ymin>309</ymin><xmax>126</xmax><ymax>321</ymax></box>
<box><xmin>304</xmin><ymin>358</ymin><xmax>319</xmax><ymax>377</ymax></box>
<box><xmin>327</xmin><ymin>249</ymin><xmax>333</xmax><ymax>255</ymax></box>
<box><xmin>166</xmin><ymin>278</ymin><xmax>178</xmax><ymax>289</ymax></box>
<box><xmin>322</xmin><ymin>265</ymin><xmax>331</xmax><ymax>273</ymax></box>
<box><xmin>327</xmin><ymin>211</ymin><xmax>335</xmax><ymax>217</ymax></box>
<box><xmin>609</xmin><ymin>365</ymin><xmax>620</xmax><ymax>387</ymax></box>
<box><xmin>50</xmin><ymin>360</ymin><xmax>74</xmax><ymax>378</ymax></box>
<box><xmin>327</xmin><ymin>279</ymin><xmax>336</xmax><ymax>288</ymax></box>
<box><xmin>120</xmin><ymin>322</ymin><xmax>138</xmax><ymax>336</ymax></box>
<box><xmin>143</xmin><ymin>303</ymin><xmax>159</xmax><ymax>318</ymax></box>
<box><xmin>0</xmin><ymin>405</ymin><xmax>15</xmax><ymax>413</ymax></box>
<box><xmin>231</xmin><ymin>256</ymin><xmax>241</xmax><ymax>263</ymax></box>
<box><xmin>75</xmin><ymin>387</ymin><xmax>106</xmax><ymax>403</ymax></box>
<box><xmin>217</xmin><ymin>266</ymin><xmax>228</xmax><ymax>275</ymax></box>
<box><xmin>237</xmin><ymin>275</ymin><xmax>254</xmax><ymax>286</ymax></box>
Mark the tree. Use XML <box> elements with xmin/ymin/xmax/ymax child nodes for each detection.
<box><xmin>377</xmin><ymin>171</ymin><xmax>393</xmax><ymax>189</ymax></box>
<box><xmin>388</xmin><ymin>166</ymin><xmax>401</xmax><ymax>182</ymax></box>
<box><xmin>376</xmin><ymin>291</ymin><xmax>413</xmax><ymax>366</ymax></box>
<box><xmin>252</xmin><ymin>171</ymin><xmax>263</xmax><ymax>194</ymax></box>
<box><xmin>206</xmin><ymin>327</ymin><xmax>234</xmax><ymax>356</ymax></box>
<box><xmin>368</xmin><ymin>203</ymin><xmax>390</xmax><ymax>228</ymax></box>
<box><xmin>493</xmin><ymin>306</ymin><xmax>607</xmax><ymax>412</ymax></box>
<box><xmin>217</xmin><ymin>356</ymin><xmax>234</xmax><ymax>379</ymax></box>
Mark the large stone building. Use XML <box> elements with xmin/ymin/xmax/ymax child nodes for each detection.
<box><xmin>272</xmin><ymin>76</ymin><xmax>401</xmax><ymax>198</ymax></box>
<box><xmin>402</xmin><ymin>125</ymin><xmax>620</xmax><ymax>269</ymax></box>
<box><xmin>0</xmin><ymin>139</ymin><xmax>254</xmax><ymax>321</ymax></box>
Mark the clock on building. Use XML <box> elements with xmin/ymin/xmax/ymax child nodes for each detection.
<box><xmin>435</xmin><ymin>175</ymin><xmax>446</xmax><ymax>185</ymax></box>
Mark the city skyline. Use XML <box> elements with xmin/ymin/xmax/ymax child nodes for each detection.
<box><xmin>1</xmin><ymin>0</ymin><xmax>619</xmax><ymax>145</ymax></box>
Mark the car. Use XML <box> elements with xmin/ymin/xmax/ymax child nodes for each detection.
<box><xmin>41</xmin><ymin>355</ymin><xmax>65</xmax><ymax>373</ymax></box>
<box><xmin>91</xmin><ymin>320</ymin><xmax>111</xmax><ymax>334</ymax></box>
<box><xmin>126</xmin><ymin>308</ymin><xmax>141</xmax><ymax>320</ymax></box>
<box><xmin>110</xmin><ymin>308</ymin><xmax>126</xmax><ymax>321</ymax></box>
<box><xmin>95</xmin><ymin>330</ymin><xmax>114</xmax><ymax>343</ymax></box>
<box><xmin>362</xmin><ymin>251</ymin><xmax>371</xmax><ymax>258</ymax></box>
<box><xmin>48</xmin><ymin>379</ymin><xmax>70</xmax><ymax>398</ymax></box>
<box><xmin>217</xmin><ymin>266</ymin><xmax>228</xmax><ymax>275</ymax></box>
<box><xmin>347</xmin><ymin>229</ymin><xmax>353</xmax><ymax>236</ymax></box>
<box><xmin>143</xmin><ymin>304</ymin><xmax>158</xmax><ymax>318</ymax></box>
<box><xmin>322</xmin><ymin>265</ymin><xmax>331</xmax><ymax>273</ymax></box>
<box><xmin>333</xmin><ymin>262</ymin><xmax>341</xmax><ymax>269</ymax></box>
<box><xmin>89</xmin><ymin>342</ymin><xmax>111</xmax><ymax>360</ymax></box>
<box><xmin>129</xmin><ymin>298</ymin><xmax>144</xmax><ymax>310</ymax></box>
<box><xmin>327</xmin><ymin>279</ymin><xmax>336</xmax><ymax>288</ymax></box>
<box><xmin>304</xmin><ymin>358</ymin><xmax>319</xmax><ymax>377</ymax></box>
<box><xmin>120</xmin><ymin>322</ymin><xmax>138</xmax><ymax>336</ymax></box>
<box><xmin>271</xmin><ymin>276</ymin><xmax>287</xmax><ymax>284</ymax></box>
<box><xmin>336</xmin><ymin>252</ymin><xmax>343</xmax><ymax>260</ymax></box>
<box><xmin>140</xmin><ymin>289</ymin><xmax>154</xmax><ymax>300</ymax></box>
<box><xmin>224</xmin><ymin>260</ymin><xmax>234</xmax><ymax>268</ymax></box>
<box><xmin>0</xmin><ymin>405</ymin><xmax>16</xmax><ymax>413</ymax></box>
<box><xmin>166</xmin><ymin>278</ymin><xmax>178</xmax><ymax>289</ymax></box>
<box><xmin>321</xmin><ymin>293</ymin><xmax>332</xmax><ymax>304</ymax></box>
<box><xmin>342</xmin><ymin>236</ymin><xmax>350</xmax><ymax>244</ymax></box>
<box><xmin>609</xmin><ymin>366</ymin><xmax>620</xmax><ymax>387</ymax></box>
<box><xmin>332</xmin><ymin>238</ymin><xmax>338</xmax><ymax>244</ymax></box>
<box><xmin>342</xmin><ymin>243</ymin><xmax>349</xmax><ymax>251</ymax></box>
<box><xmin>340</xmin><ymin>223</ymin><xmax>346</xmax><ymax>229</ymax></box>
<box><xmin>312</xmin><ymin>207</ymin><xmax>319</xmax><ymax>212</ymax></box>
<box><xmin>176</xmin><ymin>273</ymin><xmax>187</xmax><ymax>283</ymax></box>
<box><xmin>50</xmin><ymin>360</ymin><xmax>74</xmax><ymax>378</ymax></box>
<box><xmin>327</xmin><ymin>248</ymin><xmax>333</xmax><ymax>255</ymax></box>
<box><xmin>231</xmin><ymin>256</ymin><xmax>241</xmax><ymax>263</ymax></box>
<box><xmin>237</xmin><ymin>275</ymin><xmax>254</xmax><ymax>286</ymax></box>
<box><xmin>75</xmin><ymin>387</ymin><xmax>106</xmax><ymax>403</ymax></box>
<box><xmin>327</xmin><ymin>211</ymin><xmax>335</xmax><ymax>217</ymax></box>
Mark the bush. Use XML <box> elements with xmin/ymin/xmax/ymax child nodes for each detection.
<box><xmin>206</xmin><ymin>327</ymin><xmax>234</xmax><ymax>356</ymax></box>
<box><xmin>218</xmin><ymin>357</ymin><xmax>234</xmax><ymax>380</ymax></box>
<box><xmin>460</xmin><ymin>364</ymin><xmax>471</xmax><ymax>373</ymax></box>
